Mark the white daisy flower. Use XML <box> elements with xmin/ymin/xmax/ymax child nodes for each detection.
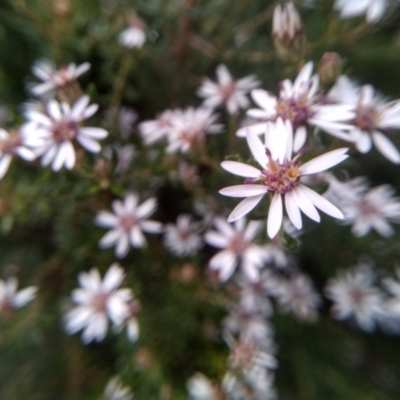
<box><xmin>119</xmin><ymin>18</ymin><xmax>146</xmax><ymax>49</ymax></box>
<box><xmin>30</xmin><ymin>59</ymin><xmax>90</xmax><ymax>97</ymax></box>
<box><xmin>237</xmin><ymin>62</ymin><xmax>355</xmax><ymax>151</ymax></box>
<box><xmin>273</xmin><ymin>274</ymin><xmax>321</xmax><ymax>322</ymax></box>
<box><xmin>95</xmin><ymin>192</ymin><xmax>163</xmax><ymax>258</ymax></box>
<box><xmin>64</xmin><ymin>263</ymin><xmax>133</xmax><ymax>344</ymax></box>
<box><xmin>103</xmin><ymin>376</ymin><xmax>133</xmax><ymax>400</ymax></box>
<box><xmin>138</xmin><ymin>109</ymin><xmax>180</xmax><ymax>146</ymax></box>
<box><xmin>325</xmin><ymin>265</ymin><xmax>384</xmax><ymax>332</ymax></box>
<box><xmin>334</xmin><ymin>0</ymin><xmax>387</xmax><ymax>23</ymax></box>
<box><xmin>197</xmin><ymin>64</ymin><xmax>260</xmax><ymax>115</ymax></box>
<box><xmin>329</xmin><ymin>75</ymin><xmax>400</xmax><ymax>163</ymax></box>
<box><xmin>327</xmin><ymin>176</ymin><xmax>400</xmax><ymax>237</ymax></box>
<box><xmin>0</xmin><ymin>129</ymin><xmax>38</xmax><ymax>179</ymax></box>
<box><xmin>164</xmin><ymin>214</ymin><xmax>203</xmax><ymax>258</ymax></box>
<box><xmin>22</xmin><ymin>96</ymin><xmax>107</xmax><ymax>171</ymax></box>
<box><xmin>204</xmin><ymin>217</ymin><xmax>269</xmax><ymax>282</ymax></box>
<box><xmin>166</xmin><ymin>107</ymin><xmax>223</xmax><ymax>154</ymax></box>
<box><xmin>220</xmin><ymin>119</ymin><xmax>347</xmax><ymax>239</ymax></box>
<box><xmin>0</xmin><ymin>277</ymin><xmax>37</xmax><ymax>313</ymax></box>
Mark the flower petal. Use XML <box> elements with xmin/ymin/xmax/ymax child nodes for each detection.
<box><xmin>372</xmin><ymin>131</ymin><xmax>400</xmax><ymax>164</ymax></box>
<box><xmin>221</xmin><ymin>161</ymin><xmax>261</xmax><ymax>178</ymax></box>
<box><xmin>267</xmin><ymin>193</ymin><xmax>283</xmax><ymax>239</ymax></box>
<box><xmin>299</xmin><ymin>148</ymin><xmax>349</xmax><ymax>175</ymax></box>
<box><xmin>227</xmin><ymin>194</ymin><xmax>265</xmax><ymax>222</ymax></box>
<box><xmin>220</xmin><ymin>185</ymin><xmax>269</xmax><ymax>198</ymax></box>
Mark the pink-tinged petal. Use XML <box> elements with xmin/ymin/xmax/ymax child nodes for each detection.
<box><xmin>236</xmin><ymin>123</ymin><xmax>268</xmax><ymax>138</ymax></box>
<box><xmin>214</xmin><ymin>217</ymin><xmax>235</xmax><ymax>237</ymax></box>
<box><xmin>354</xmin><ymin>130</ymin><xmax>372</xmax><ymax>153</ymax></box>
<box><xmin>99</xmin><ymin>229</ymin><xmax>121</xmax><ymax>248</ymax></box>
<box><xmin>75</xmin><ymin>62</ymin><xmax>91</xmax><ymax>76</ymax></box>
<box><xmin>227</xmin><ymin>194</ymin><xmax>265</xmax><ymax>222</ymax></box>
<box><xmin>246</xmin><ymin>131</ymin><xmax>268</xmax><ymax>168</ymax></box>
<box><xmin>82</xmin><ymin>104</ymin><xmax>98</xmax><ymax>119</ymax></box>
<box><xmin>116</xmin><ymin>235</ymin><xmax>130</xmax><ymax>258</ymax></box>
<box><xmin>220</xmin><ymin>184</ymin><xmax>269</xmax><ymax>198</ymax></box>
<box><xmin>136</xmin><ymin>198</ymin><xmax>157</xmax><ymax>219</ymax></box>
<box><xmin>140</xmin><ymin>220</ymin><xmax>163</xmax><ymax>233</ymax></box>
<box><xmin>27</xmin><ymin>111</ymin><xmax>53</xmax><ymax>127</ymax></box>
<box><xmin>71</xmin><ymin>96</ymin><xmax>90</xmax><ymax>120</ymax></box>
<box><xmin>63</xmin><ymin>141</ymin><xmax>76</xmax><ymax>169</ymax></box>
<box><xmin>372</xmin><ymin>131</ymin><xmax>400</xmax><ymax>164</ymax></box>
<box><xmin>216</xmin><ymin>64</ymin><xmax>232</xmax><ymax>86</ymax></box>
<box><xmin>247</xmin><ymin>109</ymin><xmax>270</xmax><ymax>119</ymax></box>
<box><xmin>41</xmin><ymin>144</ymin><xmax>57</xmax><ymax>167</ymax></box>
<box><xmin>284</xmin><ymin>191</ymin><xmax>302</xmax><ymax>229</ymax></box>
<box><xmin>298</xmin><ymin>185</ymin><xmax>344</xmax><ymax>219</ymax></box>
<box><xmin>243</xmin><ymin>220</ymin><xmax>263</xmax><ymax>241</ymax></box>
<box><xmin>204</xmin><ymin>231</ymin><xmax>229</xmax><ymax>248</ymax></box>
<box><xmin>52</xmin><ymin>145</ymin><xmax>68</xmax><ymax>171</ymax></box>
<box><xmin>293</xmin><ymin>126</ymin><xmax>307</xmax><ymax>153</ymax></box>
<box><xmin>293</xmin><ymin>62</ymin><xmax>313</xmax><ymax>95</ymax></box>
<box><xmin>47</xmin><ymin>100</ymin><xmax>62</xmax><ymax>121</ymax></box>
<box><xmin>80</xmin><ymin>127</ymin><xmax>107</xmax><ymax>139</ymax></box>
<box><xmin>95</xmin><ymin>212</ymin><xmax>118</xmax><ymax>228</ymax></box>
<box><xmin>271</xmin><ymin>118</ymin><xmax>290</xmax><ymax>162</ymax></box>
<box><xmin>267</xmin><ymin>193</ymin><xmax>283</xmax><ymax>239</ymax></box>
<box><xmin>366</xmin><ymin>0</ymin><xmax>386</xmax><ymax>22</ymax></box>
<box><xmin>124</xmin><ymin>193</ymin><xmax>138</xmax><ymax>212</ymax></box>
<box><xmin>31</xmin><ymin>82</ymin><xmax>54</xmax><ymax>96</ymax></box>
<box><xmin>0</xmin><ymin>155</ymin><xmax>12</xmax><ymax>179</ymax></box>
<box><xmin>130</xmin><ymin>226</ymin><xmax>146</xmax><ymax>248</ymax></box>
<box><xmin>102</xmin><ymin>263</ymin><xmax>124</xmax><ymax>292</ymax></box>
<box><xmin>299</xmin><ymin>148</ymin><xmax>349</xmax><ymax>175</ymax></box>
<box><xmin>221</xmin><ymin>161</ymin><xmax>261</xmax><ymax>178</ymax></box>
<box><xmin>251</xmin><ymin>89</ymin><xmax>277</xmax><ymax>111</ymax></box>
<box><xmin>209</xmin><ymin>250</ymin><xmax>237</xmax><ymax>281</ymax></box>
<box><xmin>76</xmin><ymin>136</ymin><xmax>101</xmax><ymax>153</ymax></box>
<box><xmin>292</xmin><ymin>186</ymin><xmax>321</xmax><ymax>222</ymax></box>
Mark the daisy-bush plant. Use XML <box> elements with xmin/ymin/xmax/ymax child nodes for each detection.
<box><xmin>2</xmin><ymin>1</ymin><xmax>400</xmax><ymax>399</ymax></box>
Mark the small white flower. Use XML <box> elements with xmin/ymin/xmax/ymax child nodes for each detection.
<box><xmin>0</xmin><ymin>277</ymin><xmax>37</xmax><ymax>313</ymax></box>
<box><xmin>334</xmin><ymin>0</ymin><xmax>387</xmax><ymax>23</ymax></box>
<box><xmin>273</xmin><ymin>274</ymin><xmax>321</xmax><ymax>322</ymax></box>
<box><xmin>22</xmin><ymin>96</ymin><xmax>107</xmax><ymax>171</ymax></box>
<box><xmin>204</xmin><ymin>217</ymin><xmax>269</xmax><ymax>281</ymax></box>
<box><xmin>187</xmin><ymin>373</ymin><xmax>219</xmax><ymax>400</ymax></box>
<box><xmin>164</xmin><ymin>214</ymin><xmax>203</xmax><ymax>258</ymax></box>
<box><xmin>220</xmin><ymin>119</ymin><xmax>347</xmax><ymax>239</ymax></box>
<box><xmin>0</xmin><ymin>129</ymin><xmax>37</xmax><ymax>179</ymax></box>
<box><xmin>166</xmin><ymin>107</ymin><xmax>223</xmax><ymax>154</ymax></box>
<box><xmin>328</xmin><ymin>176</ymin><xmax>400</xmax><ymax>237</ymax></box>
<box><xmin>237</xmin><ymin>62</ymin><xmax>355</xmax><ymax>151</ymax></box>
<box><xmin>119</xmin><ymin>22</ymin><xmax>146</xmax><ymax>49</ymax></box>
<box><xmin>197</xmin><ymin>64</ymin><xmax>260</xmax><ymax>115</ymax></box>
<box><xmin>95</xmin><ymin>192</ymin><xmax>163</xmax><ymax>258</ymax></box>
<box><xmin>325</xmin><ymin>265</ymin><xmax>384</xmax><ymax>332</ymax></box>
<box><xmin>138</xmin><ymin>109</ymin><xmax>180</xmax><ymax>146</ymax></box>
<box><xmin>64</xmin><ymin>263</ymin><xmax>134</xmax><ymax>344</ymax></box>
<box><xmin>329</xmin><ymin>75</ymin><xmax>400</xmax><ymax>163</ymax></box>
<box><xmin>30</xmin><ymin>59</ymin><xmax>90</xmax><ymax>97</ymax></box>
<box><xmin>103</xmin><ymin>376</ymin><xmax>133</xmax><ymax>400</ymax></box>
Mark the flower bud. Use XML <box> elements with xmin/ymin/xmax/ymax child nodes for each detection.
<box><xmin>318</xmin><ymin>52</ymin><xmax>342</xmax><ymax>85</ymax></box>
<box><xmin>272</xmin><ymin>2</ymin><xmax>305</xmax><ymax>62</ymax></box>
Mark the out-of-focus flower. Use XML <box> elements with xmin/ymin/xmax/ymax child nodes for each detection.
<box><xmin>273</xmin><ymin>274</ymin><xmax>321</xmax><ymax>322</ymax></box>
<box><xmin>329</xmin><ymin>75</ymin><xmax>400</xmax><ymax>163</ymax></box>
<box><xmin>197</xmin><ymin>64</ymin><xmax>260</xmax><ymax>114</ymax></box>
<box><xmin>0</xmin><ymin>277</ymin><xmax>37</xmax><ymax>313</ymax></box>
<box><xmin>272</xmin><ymin>2</ymin><xmax>304</xmax><ymax>62</ymax></box>
<box><xmin>325</xmin><ymin>265</ymin><xmax>384</xmax><ymax>332</ymax></box>
<box><xmin>204</xmin><ymin>217</ymin><xmax>268</xmax><ymax>281</ymax></box>
<box><xmin>166</xmin><ymin>107</ymin><xmax>223</xmax><ymax>154</ymax></box>
<box><xmin>318</xmin><ymin>52</ymin><xmax>342</xmax><ymax>85</ymax></box>
<box><xmin>22</xmin><ymin>96</ymin><xmax>107</xmax><ymax>171</ymax></box>
<box><xmin>64</xmin><ymin>264</ymin><xmax>134</xmax><ymax>344</ymax></box>
<box><xmin>327</xmin><ymin>176</ymin><xmax>400</xmax><ymax>237</ymax></box>
<box><xmin>187</xmin><ymin>373</ymin><xmax>222</xmax><ymax>400</ymax></box>
<box><xmin>118</xmin><ymin>107</ymin><xmax>138</xmax><ymax>139</ymax></box>
<box><xmin>30</xmin><ymin>59</ymin><xmax>90</xmax><ymax>97</ymax></box>
<box><xmin>0</xmin><ymin>129</ymin><xmax>37</xmax><ymax>179</ymax></box>
<box><xmin>237</xmin><ymin>62</ymin><xmax>355</xmax><ymax>151</ymax></box>
<box><xmin>114</xmin><ymin>144</ymin><xmax>136</xmax><ymax>174</ymax></box>
<box><xmin>119</xmin><ymin>17</ymin><xmax>146</xmax><ymax>49</ymax></box>
<box><xmin>334</xmin><ymin>0</ymin><xmax>387</xmax><ymax>23</ymax></box>
<box><xmin>220</xmin><ymin>120</ymin><xmax>347</xmax><ymax>238</ymax></box>
<box><xmin>164</xmin><ymin>214</ymin><xmax>203</xmax><ymax>258</ymax></box>
<box><xmin>102</xmin><ymin>376</ymin><xmax>133</xmax><ymax>400</ymax></box>
<box><xmin>95</xmin><ymin>193</ymin><xmax>163</xmax><ymax>258</ymax></box>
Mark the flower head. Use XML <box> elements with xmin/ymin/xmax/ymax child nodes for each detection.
<box><xmin>30</xmin><ymin>59</ymin><xmax>90</xmax><ymax>97</ymax></box>
<box><xmin>329</xmin><ymin>75</ymin><xmax>400</xmax><ymax>163</ymax></box>
<box><xmin>237</xmin><ymin>62</ymin><xmax>354</xmax><ymax>151</ymax></box>
<box><xmin>64</xmin><ymin>263</ymin><xmax>134</xmax><ymax>344</ymax></box>
<box><xmin>95</xmin><ymin>192</ymin><xmax>163</xmax><ymax>258</ymax></box>
<box><xmin>221</xmin><ymin>119</ymin><xmax>347</xmax><ymax>238</ymax></box>
<box><xmin>197</xmin><ymin>64</ymin><xmax>260</xmax><ymax>115</ymax></box>
<box><xmin>119</xmin><ymin>17</ymin><xmax>146</xmax><ymax>49</ymax></box>
<box><xmin>22</xmin><ymin>96</ymin><xmax>107</xmax><ymax>171</ymax></box>
<box><xmin>0</xmin><ymin>277</ymin><xmax>37</xmax><ymax>314</ymax></box>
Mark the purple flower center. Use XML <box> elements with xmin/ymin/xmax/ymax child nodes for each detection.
<box><xmin>276</xmin><ymin>97</ymin><xmax>313</xmax><ymax>127</ymax></box>
<box><xmin>119</xmin><ymin>214</ymin><xmax>138</xmax><ymax>231</ymax></box>
<box><xmin>52</xmin><ymin>120</ymin><xmax>79</xmax><ymax>142</ymax></box>
<box><xmin>354</xmin><ymin>105</ymin><xmax>379</xmax><ymax>133</ymax></box>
